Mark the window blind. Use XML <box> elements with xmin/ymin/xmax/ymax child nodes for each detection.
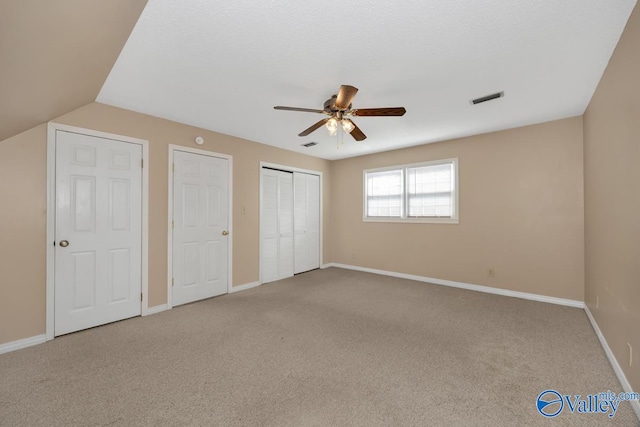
<box><xmin>407</xmin><ymin>162</ymin><xmax>454</xmax><ymax>218</ymax></box>
<box><xmin>366</xmin><ymin>169</ymin><xmax>403</xmax><ymax>217</ymax></box>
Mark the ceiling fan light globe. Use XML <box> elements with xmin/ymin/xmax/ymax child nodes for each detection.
<box><xmin>341</xmin><ymin>119</ymin><xmax>355</xmax><ymax>133</ymax></box>
<box><xmin>326</xmin><ymin>117</ymin><xmax>338</xmax><ymax>135</ymax></box>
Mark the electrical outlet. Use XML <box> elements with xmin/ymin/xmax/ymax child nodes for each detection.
<box><xmin>488</xmin><ymin>268</ymin><xmax>495</xmax><ymax>277</ymax></box>
<box><xmin>628</xmin><ymin>343</ymin><xmax>633</xmax><ymax>367</ymax></box>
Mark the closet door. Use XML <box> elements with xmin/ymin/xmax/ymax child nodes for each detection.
<box><xmin>294</xmin><ymin>172</ymin><xmax>320</xmax><ymax>274</ymax></box>
<box><xmin>261</xmin><ymin>168</ymin><xmax>293</xmax><ymax>283</ymax></box>
<box><xmin>277</xmin><ymin>171</ymin><xmax>294</xmax><ymax>278</ymax></box>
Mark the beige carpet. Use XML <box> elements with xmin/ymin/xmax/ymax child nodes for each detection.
<box><xmin>0</xmin><ymin>268</ymin><xmax>638</xmax><ymax>426</ymax></box>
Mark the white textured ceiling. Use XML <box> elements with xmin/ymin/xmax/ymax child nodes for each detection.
<box><xmin>98</xmin><ymin>0</ymin><xmax>636</xmax><ymax>160</ymax></box>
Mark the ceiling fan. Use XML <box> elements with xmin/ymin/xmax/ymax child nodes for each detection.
<box><xmin>274</xmin><ymin>85</ymin><xmax>406</xmax><ymax>142</ymax></box>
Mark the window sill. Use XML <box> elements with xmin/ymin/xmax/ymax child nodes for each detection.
<box><xmin>362</xmin><ymin>217</ymin><xmax>459</xmax><ymax>224</ymax></box>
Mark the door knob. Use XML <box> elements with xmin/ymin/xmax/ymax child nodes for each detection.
<box><xmin>59</xmin><ymin>240</ymin><xmax>69</xmax><ymax>248</ymax></box>
<box><xmin>222</xmin><ymin>230</ymin><xmax>229</xmax><ymax>236</ymax></box>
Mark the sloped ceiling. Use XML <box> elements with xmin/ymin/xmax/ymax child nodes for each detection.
<box><xmin>3</xmin><ymin>1</ymin><xmax>636</xmax><ymax>159</ymax></box>
<box><xmin>98</xmin><ymin>0</ymin><xmax>637</xmax><ymax>160</ymax></box>
<box><xmin>0</xmin><ymin>0</ymin><xmax>148</xmax><ymax>143</ymax></box>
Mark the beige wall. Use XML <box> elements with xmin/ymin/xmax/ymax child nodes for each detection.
<box><xmin>583</xmin><ymin>4</ymin><xmax>640</xmax><ymax>393</ymax></box>
<box><xmin>330</xmin><ymin>117</ymin><xmax>585</xmax><ymax>301</ymax></box>
<box><xmin>0</xmin><ymin>106</ymin><xmax>586</xmax><ymax>345</ymax></box>
<box><xmin>0</xmin><ymin>102</ymin><xmax>330</xmax><ymax>345</ymax></box>
<box><xmin>0</xmin><ymin>125</ymin><xmax>49</xmax><ymax>344</ymax></box>
<box><xmin>0</xmin><ymin>0</ymin><xmax>147</xmax><ymax>142</ymax></box>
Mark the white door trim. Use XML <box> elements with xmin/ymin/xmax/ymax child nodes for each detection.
<box><xmin>167</xmin><ymin>145</ymin><xmax>233</xmax><ymax>310</ymax></box>
<box><xmin>259</xmin><ymin>162</ymin><xmax>323</xmax><ymax>285</ymax></box>
<box><xmin>46</xmin><ymin>122</ymin><xmax>149</xmax><ymax>341</ymax></box>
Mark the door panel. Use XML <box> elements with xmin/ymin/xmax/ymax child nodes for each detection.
<box><xmin>261</xmin><ymin>170</ymin><xmax>279</xmax><ymax>283</ymax></box>
<box><xmin>72</xmin><ymin>176</ymin><xmax>96</xmax><ymax>231</ymax></box>
<box><xmin>72</xmin><ymin>251</ymin><xmax>96</xmax><ymax>310</ymax></box>
<box><xmin>109</xmin><ymin>248</ymin><xmax>131</xmax><ymax>302</ymax></box>
<box><xmin>206</xmin><ymin>241</ymin><xmax>222</xmax><ymax>281</ymax></box>
<box><xmin>182</xmin><ymin>242</ymin><xmax>199</xmax><ymax>287</ymax></box>
<box><xmin>260</xmin><ymin>168</ymin><xmax>295</xmax><ymax>283</ymax></box>
<box><xmin>294</xmin><ymin>173</ymin><xmax>308</xmax><ymax>273</ymax></box>
<box><xmin>278</xmin><ymin>172</ymin><xmax>294</xmax><ymax>278</ymax></box>
<box><xmin>172</xmin><ymin>150</ymin><xmax>229</xmax><ymax>306</ymax></box>
<box><xmin>110</xmin><ymin>179</ymin><xmax>131</xmax><ymax>230</ymax></box>
<box><xmin>55</xmin><ymin>130</ymin><xmax>142</xmax><ymax>336</ymax></box>
<box><xmin>307</xmin><ymin>174</ymin><xmax>320</xmax><ymax>271</ymax></box>
<box><xmin>294</xmin><ymin>172</ymin><xmax>320</xmax><ymax>274</ymax></box>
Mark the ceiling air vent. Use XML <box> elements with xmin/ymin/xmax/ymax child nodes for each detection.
<box><xmin>301</xmin><ymin>142</ymin><xmax>317</xmax><ymax>147</ymax></box>
<box><xmin>471</xmin><ymin>91</ymin><xmax>504</xmax><ymax>105</ymax></box>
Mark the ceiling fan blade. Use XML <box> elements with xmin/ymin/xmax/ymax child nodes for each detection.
<box><xmin>299</xmin><ymin>118</ymin><xmax>329</xmax><ymax>137</ymax></box>
<box><xmin>274</xmin><ymin>106</ymin><xmax>326</xmax><ymax>114</ymax></box>
<box><xmin>335</xmin><ymin>85</ymin><xmax>359</xmax><ymax>110</ymax></box>
<box><xmin>349</xmin><ymin>122</ymin><xmax>367</xmax><ymax>141</ymax></box>
<box><xmin>352</xmin><ymin>107</ymin><xmax>406</xmax><ymax>117</ymax></box>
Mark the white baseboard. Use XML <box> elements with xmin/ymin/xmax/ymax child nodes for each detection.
<box><xmin>145</xmin><ymin>304</ymin><xmax>168</xmax><ymax>316</ymax></box>
<box><xmin>0</xmin><ymin>334</ymin><xmax>47</xmax><ymax>355</ymax></box>
<box><xmin>585</xmin><ymin>306</ymin><xmax>640</xmax><ymax>420</ymax></box>
<box><xmin>324</xmin><ymin>263</ymin><xmax>585</xmax><ymax>308</ymax></box>
<box><xmin>229</xmin><ymin>281</ymin><xmax>261</xmax><ymax>294</ymax></box>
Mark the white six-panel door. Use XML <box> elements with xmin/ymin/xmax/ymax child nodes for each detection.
<box><xmin>261</xmin><ymin>168</ymin><xmax>294</xmax><ymax>283</ymax></box>
<box><xmin>172</xmin><ymin>150</ymin><xmax>229</xmax><ymax>306</ymax></box>
<box><xmin>294</xmin><ymin>172</ymin><xmax>320</xmax><ymax>274</ymax></box>
<box><xmin>54</xmin><ymin>131</ymin><xmax>142</xmax><ymax>336</ymax></box>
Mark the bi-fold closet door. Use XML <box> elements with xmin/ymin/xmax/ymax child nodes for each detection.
<box><xmin>293</xmin><ymin>172</ymin><xmax>320</xmax><ymax>274</ymax></box>
<box><xmin>261</xmin><ymin>168</ymin><xmax>294</xmax><ymax>283</ymax></box>
<box><xmin>261</xmin><ymin>168</ymin><xmax>320</xmax><ymax>284</ymax></box>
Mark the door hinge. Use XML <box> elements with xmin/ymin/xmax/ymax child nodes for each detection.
<box><xmin>140</xmin><ymin>292</ymin><xmax>143</xmax><ymax>302</ymax></box>
<box><xmin>172</xmin><ymin>278</ymin><xmax>174</xmax><ymax>287</ymax></box>
<box><xmin>141</xmin><ymin>159</ymin><xmax>144</xmax><ymax>168</ymax></box>
<box><xmin>172</xmin><ymin>163</ymin><xmax>175</xmax><ymax>172</ymax></box>
<box><xmin>172</xmin><ymin>220</ymin><xmax>174</xmax><ymax>229</ymax></box>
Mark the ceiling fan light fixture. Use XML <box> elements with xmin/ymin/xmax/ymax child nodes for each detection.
<box><xmin>341</xmin><ymin>119</ymin><xmax>355</xmax><ymax>133</ymax></box>
<box><xmin>326</xmin><ymin>117</ymin><xmax>338</xmax><ymax>136</ymax></box>
<box><xmin>274</xmin><ymin>84</ymin><xmax>405</xmax><ymax>143</ymax></box>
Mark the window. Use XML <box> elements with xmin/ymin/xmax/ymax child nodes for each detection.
<box><xmin>363</xmin><ymin>158</ymin><xmax>458</xmax><ymax>223</ymax></box>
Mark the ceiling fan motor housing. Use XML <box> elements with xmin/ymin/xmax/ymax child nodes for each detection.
<box><xmin>323</xmin><ymin>96</ymin><xmax>336</xmax><ymax>113</ymax></box>
<box><xmin>324</xmin><ymin>95</ymin><xmax>350</xmax><ymax>113</ymax></box>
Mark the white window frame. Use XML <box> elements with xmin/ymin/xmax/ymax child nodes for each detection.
<box><xmin>362</xmin><ymin>158</ymin><xmax>459</xmax><ymax>224</ymax></box>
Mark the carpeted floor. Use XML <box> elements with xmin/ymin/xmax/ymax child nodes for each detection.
<box><xmin>0</xmin><ymin>268</ymin><xmax>638</xmax><ymax>426</ymax></box>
